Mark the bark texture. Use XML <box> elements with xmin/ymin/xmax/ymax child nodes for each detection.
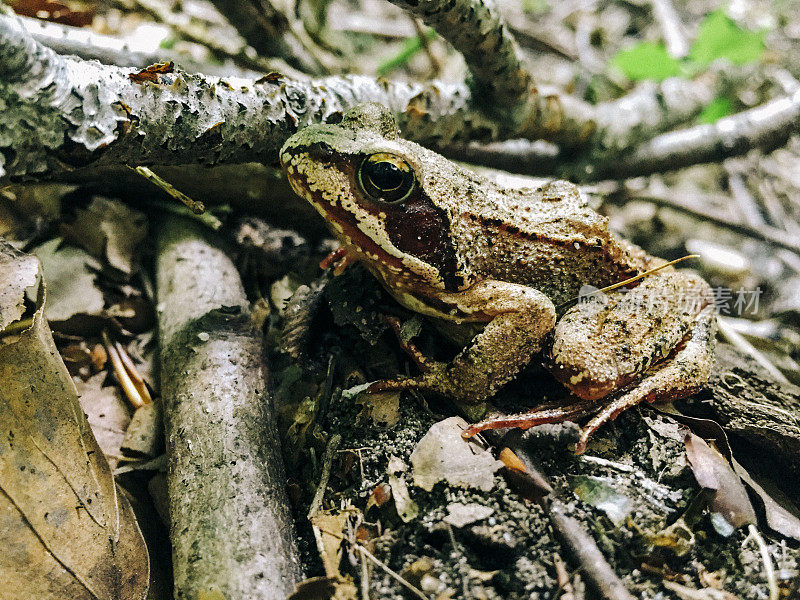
<box><xmin>156</xmin><ymin>216</ymin><xmax>301</xmax><ymax>600</ymax></box>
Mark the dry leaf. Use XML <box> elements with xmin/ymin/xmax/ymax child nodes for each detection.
<box><xmin>684</xmin><ymin>431</ymin><xmax>756</xmax><ymax>535</ymax></box>
<box><xmin>77</xmin><ymin>372</ymin><xmax>132</xmax><ymax>469</ymax></box>
<box><xmin>61</xmin><ymin>198</ymin><xmax>147</xmax><ymax>276</ymax></box>
<box><xmin>731</xmin><ymin>458</ymin><xmax>800</xmax><ymax>541</ymax></box>
<box><xmin>411</xmin><ymin>417</ymin><xmax>502</xmax><ymax>492</ymax></box>
<box><xmin>33</xmin><ymin>238</ymin><xmax>105</xmax><ymax>323</ymax></box>
<box><xmin>128</xmin><ymin>62</ymin><xmax>175</xmax><ymax>84</ymax></box>
<box><xmin>387</xmin><ymin>455</ymin><xmax>419</xmax><ymax>522</ymax></box>
<box><xmin>0</xmin><ymin>242</ymin><xmax>39</xmax><ymax>330</ymax></box>
<box><xmin>0</xmin><ymin>240</ymin><xmax>149</xmax><ymax>600</ymax></box>
<box><xmin>444</xmin><ymin>502</ymin><xmax>494</xmax><ymax>528</ymax></box>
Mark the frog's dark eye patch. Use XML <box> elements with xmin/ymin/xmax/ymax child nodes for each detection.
<box><xmin>357</xmin><ymin>153</ymin><xmax>415</xmax><ymax>203</ymax></box>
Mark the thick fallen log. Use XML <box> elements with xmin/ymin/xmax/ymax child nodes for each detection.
<box><xmin>156</xmin><ymin>215</ymin><xmax>302</xmax><ymax>599</ymax></box>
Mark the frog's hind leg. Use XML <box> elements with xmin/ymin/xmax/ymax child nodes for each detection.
<box><xmin>462</xmin><ymin>304</ymin><xmax>715</xmax><ymax>451</ymax></box>
<box><xmin>574</xmin><ymin>303</ymin><xmax>716</xmax><ymax>453</ymax></box>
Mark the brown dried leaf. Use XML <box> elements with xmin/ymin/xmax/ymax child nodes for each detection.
<box><xmin>77</xmin><ymin>372</ymin><xmax>132</xmax><ymax>469</ymax></box>
<box><xmin>127</xmin><ymin>62</ymin><xmax>175</xmax><ymax>84</ymax></box>
<box><xmin>683</xmin><ymin>431</ymin><xmax>756</xmax><ymax>535</ymax></box>
<box><xmin>731</xmin><ymin>458</ymin><xmax>800</xmax><ymax>541</ymax></box>
<box><xmin>60</xmin><ymin>198</ymin><xmax>147</xmax><ymax>276</ymax></box>
<box><xmin>0</xmin><ymin>241</ymin><xmax>149</xmax><ymax>600</ymax></box>
<box><xmin>32</xmin><ymin>238</ymin><xmax>105</xmax><ymax>323</ymax></box>
<box><xmin>0</xmin><ymin>242</ymin><xmax>39</xmax><ymax>330</ymax></box>
<box><xmin>11</xmin><ymin>0</ymin><xmax>95</xmax><ymax>26</ymax></box>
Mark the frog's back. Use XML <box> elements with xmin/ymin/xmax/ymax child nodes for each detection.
<box><xmin>450</xmin><ymin>179</ymin><xmax>652</xmax><ymax>305</ymax></box>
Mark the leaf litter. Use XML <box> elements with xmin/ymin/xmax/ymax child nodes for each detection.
<box><xmin>0</xmin><ymin>239</ymin><xmax>149</xmax><ymax>600</ymax></box>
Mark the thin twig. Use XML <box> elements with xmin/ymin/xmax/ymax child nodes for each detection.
<box><xmin>314</xmin><ymin>525</ymin><xmax>429</xmax><ymax>600</ymax></box>
<box><xmin>650</xmin><ymin>0</ymin><xmax>688</xmax><ymax>58</ymax></box>
<box><xmin>133</xmin><ymin>166</ymin><xmax>206</xmax><ymax>215</ymax></box>
<box><xmin>745</xmin><ymin>524</ymin><xmax>779</xmax><ymax>600</ymax></box>
<box><xmin>360</xmin><ymin>552</ymin><xmax>370</xmax><ymax>600</ymax></box>
<box><xmin>355</xmin><ymin>543</ymin><xmax>428</xmax><ymax>600</ymax></box>
<box><xmin>606</xmin><ymin>188</ymin><xmax>800</xmax><ymax>256</ymax></box>
<box><xmin>308</xmin><ymin>434</ymin><xmax>341</xmax><ymax>518</ymax></box>
<box><xmin>103</xmin><ymin>331</ymin><xmax>146</xmax><ymax>408</ymax></box>
<box><xmin>115</xmin><ymin>341</ymin><xmax>153</xmax><ymax>404</ymax></box>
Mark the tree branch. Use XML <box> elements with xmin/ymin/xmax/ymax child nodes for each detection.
<box><xmin>1</xmin><ymin>5</ymin><xmax>796</xmax><ymax>182</ymax></box>
<box><xmin>0</xmin><ymin>14</ymin><xmax>495</xmax><ymax>179</ymax></box>
<box><xmin>583</xmin><ymin>89</ymin><xmax>800</xmax><ymax>180</ymax></box>
<box><xmin>157</xmin><ymin>215</ymin><xmax>302</xmax><ymax>599</ymax></box>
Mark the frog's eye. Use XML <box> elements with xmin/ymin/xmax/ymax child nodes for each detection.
<box><xmin>358</xmin><ymin>153</ymin><xmax>415</xmax><ymax>203</ymax></box>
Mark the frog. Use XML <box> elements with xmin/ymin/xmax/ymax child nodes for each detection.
<box><xmin>280</xmin><ymin>103</ymin><xmax>717</xmax><ymax>453</ymax></box>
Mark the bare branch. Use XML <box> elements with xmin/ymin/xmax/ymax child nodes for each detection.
<box><xmin>157</xmin><ymin>215</ymin><xmax>302</xmax><ymax>599</ymax></box>
<box><xmin>650</xmin><ymin>0</ymin><xmax>689</xmax><ymax>58</ymax></box>
<box><xmin>0</xmin><ymin>10</ymin><xmax>793</xmax><ymax>182</ymax></box>
<box><xmin>585</xmin><ymin>89</ymin><xmax>800</xmax><ymax>180</ymax></box>
<box><xmin>387</xmin><ymin>0</ymin><xmax>534</xmax><ymax>122</ymax></box>
<box><xmin>17</xmin><ymin>14</ymin><xmax>268</xmax><ymax>77</ymax></box>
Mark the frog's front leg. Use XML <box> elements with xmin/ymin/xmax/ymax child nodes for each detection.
<box><xmin>371</xmin><ymin>280</ymin><xmax>556</xmax><ymax>404</ymax></box>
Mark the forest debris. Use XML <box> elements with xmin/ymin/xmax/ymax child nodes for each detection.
<box><xmin>731</xmin><ymin>458</ymin><xmax>800</xmax><ymax>541</ymax></box>
<box><xmin>411</xmin><ymin>416</ymin><xmax>502</xmax><ymax>492</ymax></box>
<box><xmin>0</xmin><ymin>240</ymin><xmax>149</xmax><ymax>600</ymax></box>
<box><xmin>444</xmin><ymin>502</ymin><xmax>495</xmax><ymax>528</ymax></box>
<box><xmin>157</xmin><ymin>216</ymin><xmax>301</xmax><ymax>599</ymax></box>
<box><xmin>32</xmin><ymin>238</ymin><xmax>104</xmax><ymax>322</ymax></box>
<box><xmin>362</xmin><ymin>390</ymin><xmax>400</xmax><ymax>427</ymax></box>
<box><xmin>366</xmin><ymin>482</ymin><xmax>392</xmax><ymax>512</ymax></box>
<box><xmin>77</xmin><ymin>371</ymin><xmax>131</xmax><ymax>468</ymax></box>
<box><xmin>114</xmin><ymin>340</ymin><xmax>153</xmax><ymax>404</ymax></box>
<box><xmin>121</xmin><ymin>400</ymin><xmax>164</xmax><ymax>458</ymax></box>
<box><xmin>105</xmin><ymin>331</ymin><xmax>148</xmax><ymax>408</ymax></box>
<box><xmin>548</xmin><ymin>499</ymin><xmax>637</xmax><ymax>600</ymax></box>
<box><xmin>387</xmin><ymin>455</ymin><xmax>419</xmax><ymax>522</ymax></box>
<box><xmin>309</xmin><ymin>509</ymin><xmax>352</xmax><ymax>579</ymax></box>
<box><xmin>662</xmin><ymin>580</ymin><xmax>739</xmax><ymax>600</ymax></box>
<box><xmin>61</xmin><ymin>197</ymin><xmax>147</xmax><ymax>276</ymax></box>
<box><xmin>683</xmin><ymin>431</ymin><xmax>756</xmax><ymax>535</ymax></box>
<box><xmin>308</xmin><ymin>434</ymin><xmax>341</xmax><ymax>518</ymax></box>
<box><xmin>570</xmin><ymin>475</ymin><xmax>633</xmax><ymax>526</ymax></box>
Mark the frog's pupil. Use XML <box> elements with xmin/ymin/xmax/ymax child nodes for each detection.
<box><xmin>367</xmin><ymin>161</ymin><xmax>403</xmax><ymax>191</ymax></box>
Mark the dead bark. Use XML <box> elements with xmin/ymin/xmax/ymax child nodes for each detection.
<box><xmin>156</xmin><ymin>215</ymin><xmax>302</xmax><ymax>599</ymax></box>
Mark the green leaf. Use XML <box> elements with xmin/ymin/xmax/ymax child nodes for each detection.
<box><xmin>611</xmin><ymin>41</ymin><xmax>681</xmax><ymax>82</ymax></box>
<box><xmin>522</xmin><ymin>0</ymin><xmax>549</xmax><ymax>15</ymax></box>
<box><xmin>377</xmin><ymin>29</ymin><xmax>437</xmax><ymax>77</ymax></box>
<box><xmin>689</xmin><ymin>9</ymin><xmax>766</xmax><ymax>67</ymax></box>
<box><xmin>697</xmin><ymin>96</ymin><xmax>734</xmax><ymax>124</ymax></box>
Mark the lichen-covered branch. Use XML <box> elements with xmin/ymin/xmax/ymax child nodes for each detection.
<box><xmin>1</xmin><ymin>11</ymin><xmax>794</xmax><ymax>181</ymax></box>
<box><xmin>386</xmin><ymin>0</ymin><xmax>536</xmax><ymax>128</ymax></box>
<box><xmin>0</xmin><ymin>14</ymin><xmax>496</xmax><ymax>179</ymax></box>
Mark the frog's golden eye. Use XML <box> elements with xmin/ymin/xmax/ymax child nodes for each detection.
<box><xmin>358</xmin><ymin>153</ymin><xmax>415</xmax><ymax>203</ymax></box>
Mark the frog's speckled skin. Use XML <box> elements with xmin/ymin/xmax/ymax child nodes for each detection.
<box><xmin>281</xmin><ymin>103</ymin><xmax>717</xmax><ymax>452</ymax></box>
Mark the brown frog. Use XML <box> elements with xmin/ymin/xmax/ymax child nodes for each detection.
<box><xmin>280</xmin><ymin>103</ymin><xmax>716</xmax><ymax>453</ymax></box>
